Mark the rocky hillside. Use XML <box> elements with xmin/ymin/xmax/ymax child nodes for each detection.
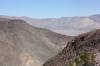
<box><xmin>0</xmin><ymin>18</ymin><xmax>71</xmax><ymax>66</ymax></box>
<box><xmin>43</xmin><ymin>29</ymin><xmax>100</xmax><ymax>66</ymax></box>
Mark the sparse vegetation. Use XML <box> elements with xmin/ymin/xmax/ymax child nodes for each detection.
<box><xmin>69</xmin><ymin>52</ymin><xmax>96</xmax><ymax>66</ymax></box>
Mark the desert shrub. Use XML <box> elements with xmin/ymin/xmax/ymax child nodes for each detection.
<box><xmin>69</xmin><ymin>52</ymin><xmax>96</xmax><ymax>66</ymax></box>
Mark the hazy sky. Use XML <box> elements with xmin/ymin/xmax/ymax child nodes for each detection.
<box><xmin>0</xmin><ymin>0</ymin><xmax>100</xmax><ymax>18</ymax></box>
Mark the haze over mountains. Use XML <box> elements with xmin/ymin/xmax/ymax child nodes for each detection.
<box><xmin>0</xmin><ymin>18</ymin><xmax>71</xmax><ymax>66</ymax></box>
<box><xmin>0</xmin><ymin>14</ymin><xmax>100</xmax><ymax>36</ymax></box>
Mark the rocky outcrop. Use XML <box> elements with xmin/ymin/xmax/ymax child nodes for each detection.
<box><xmin>43</xmin><ymin>29</ymin><xmax>100</xmax><ymax>66</ymax></box>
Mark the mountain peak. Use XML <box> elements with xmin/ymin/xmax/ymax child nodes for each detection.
<box><xmin>90</xmin><ymin>14</ymin><xmax>100</xmax><ymax>22</ymax></box>
<box><xmin>91</xmin><ymin>14</ymin><xmax>100</xmax><ymax>17</ymax></box>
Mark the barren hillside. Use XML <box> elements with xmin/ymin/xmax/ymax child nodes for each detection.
<box><xmin>0</xmin><ymin>18</ymin><xmax>71</xmax><ymax>66</ymax></box>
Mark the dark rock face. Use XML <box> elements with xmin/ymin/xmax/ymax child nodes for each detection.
<box><xmin>43</xmin><ymin>29</ymin><xmax>100</xmax><ymax>66</ymax></box>
<box><xmin>0</xmin><ymin>18</ymin><xmax>71</xmax><ymax>66</ymax></box>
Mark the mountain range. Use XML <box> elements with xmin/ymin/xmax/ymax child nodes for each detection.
<box><xmin>0</xmin><ymin>14</ymin><xmax>100</xmax><ymax>66</ymax></box>
<box><xmin>0</xmin><ymin>14</ymin><xmax>100</xmax><ymax>36</ymax></box>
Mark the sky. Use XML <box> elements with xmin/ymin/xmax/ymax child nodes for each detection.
<box><xmin>0</xmin><ymin>0</ymin><xmax>100</xmax><ymax>18</ymax></box>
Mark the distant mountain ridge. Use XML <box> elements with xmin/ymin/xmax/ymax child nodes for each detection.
<box><xmin>0</xmin><ymin>14</ymin><xmax>100</xmax><ymax>36</ymax></box>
